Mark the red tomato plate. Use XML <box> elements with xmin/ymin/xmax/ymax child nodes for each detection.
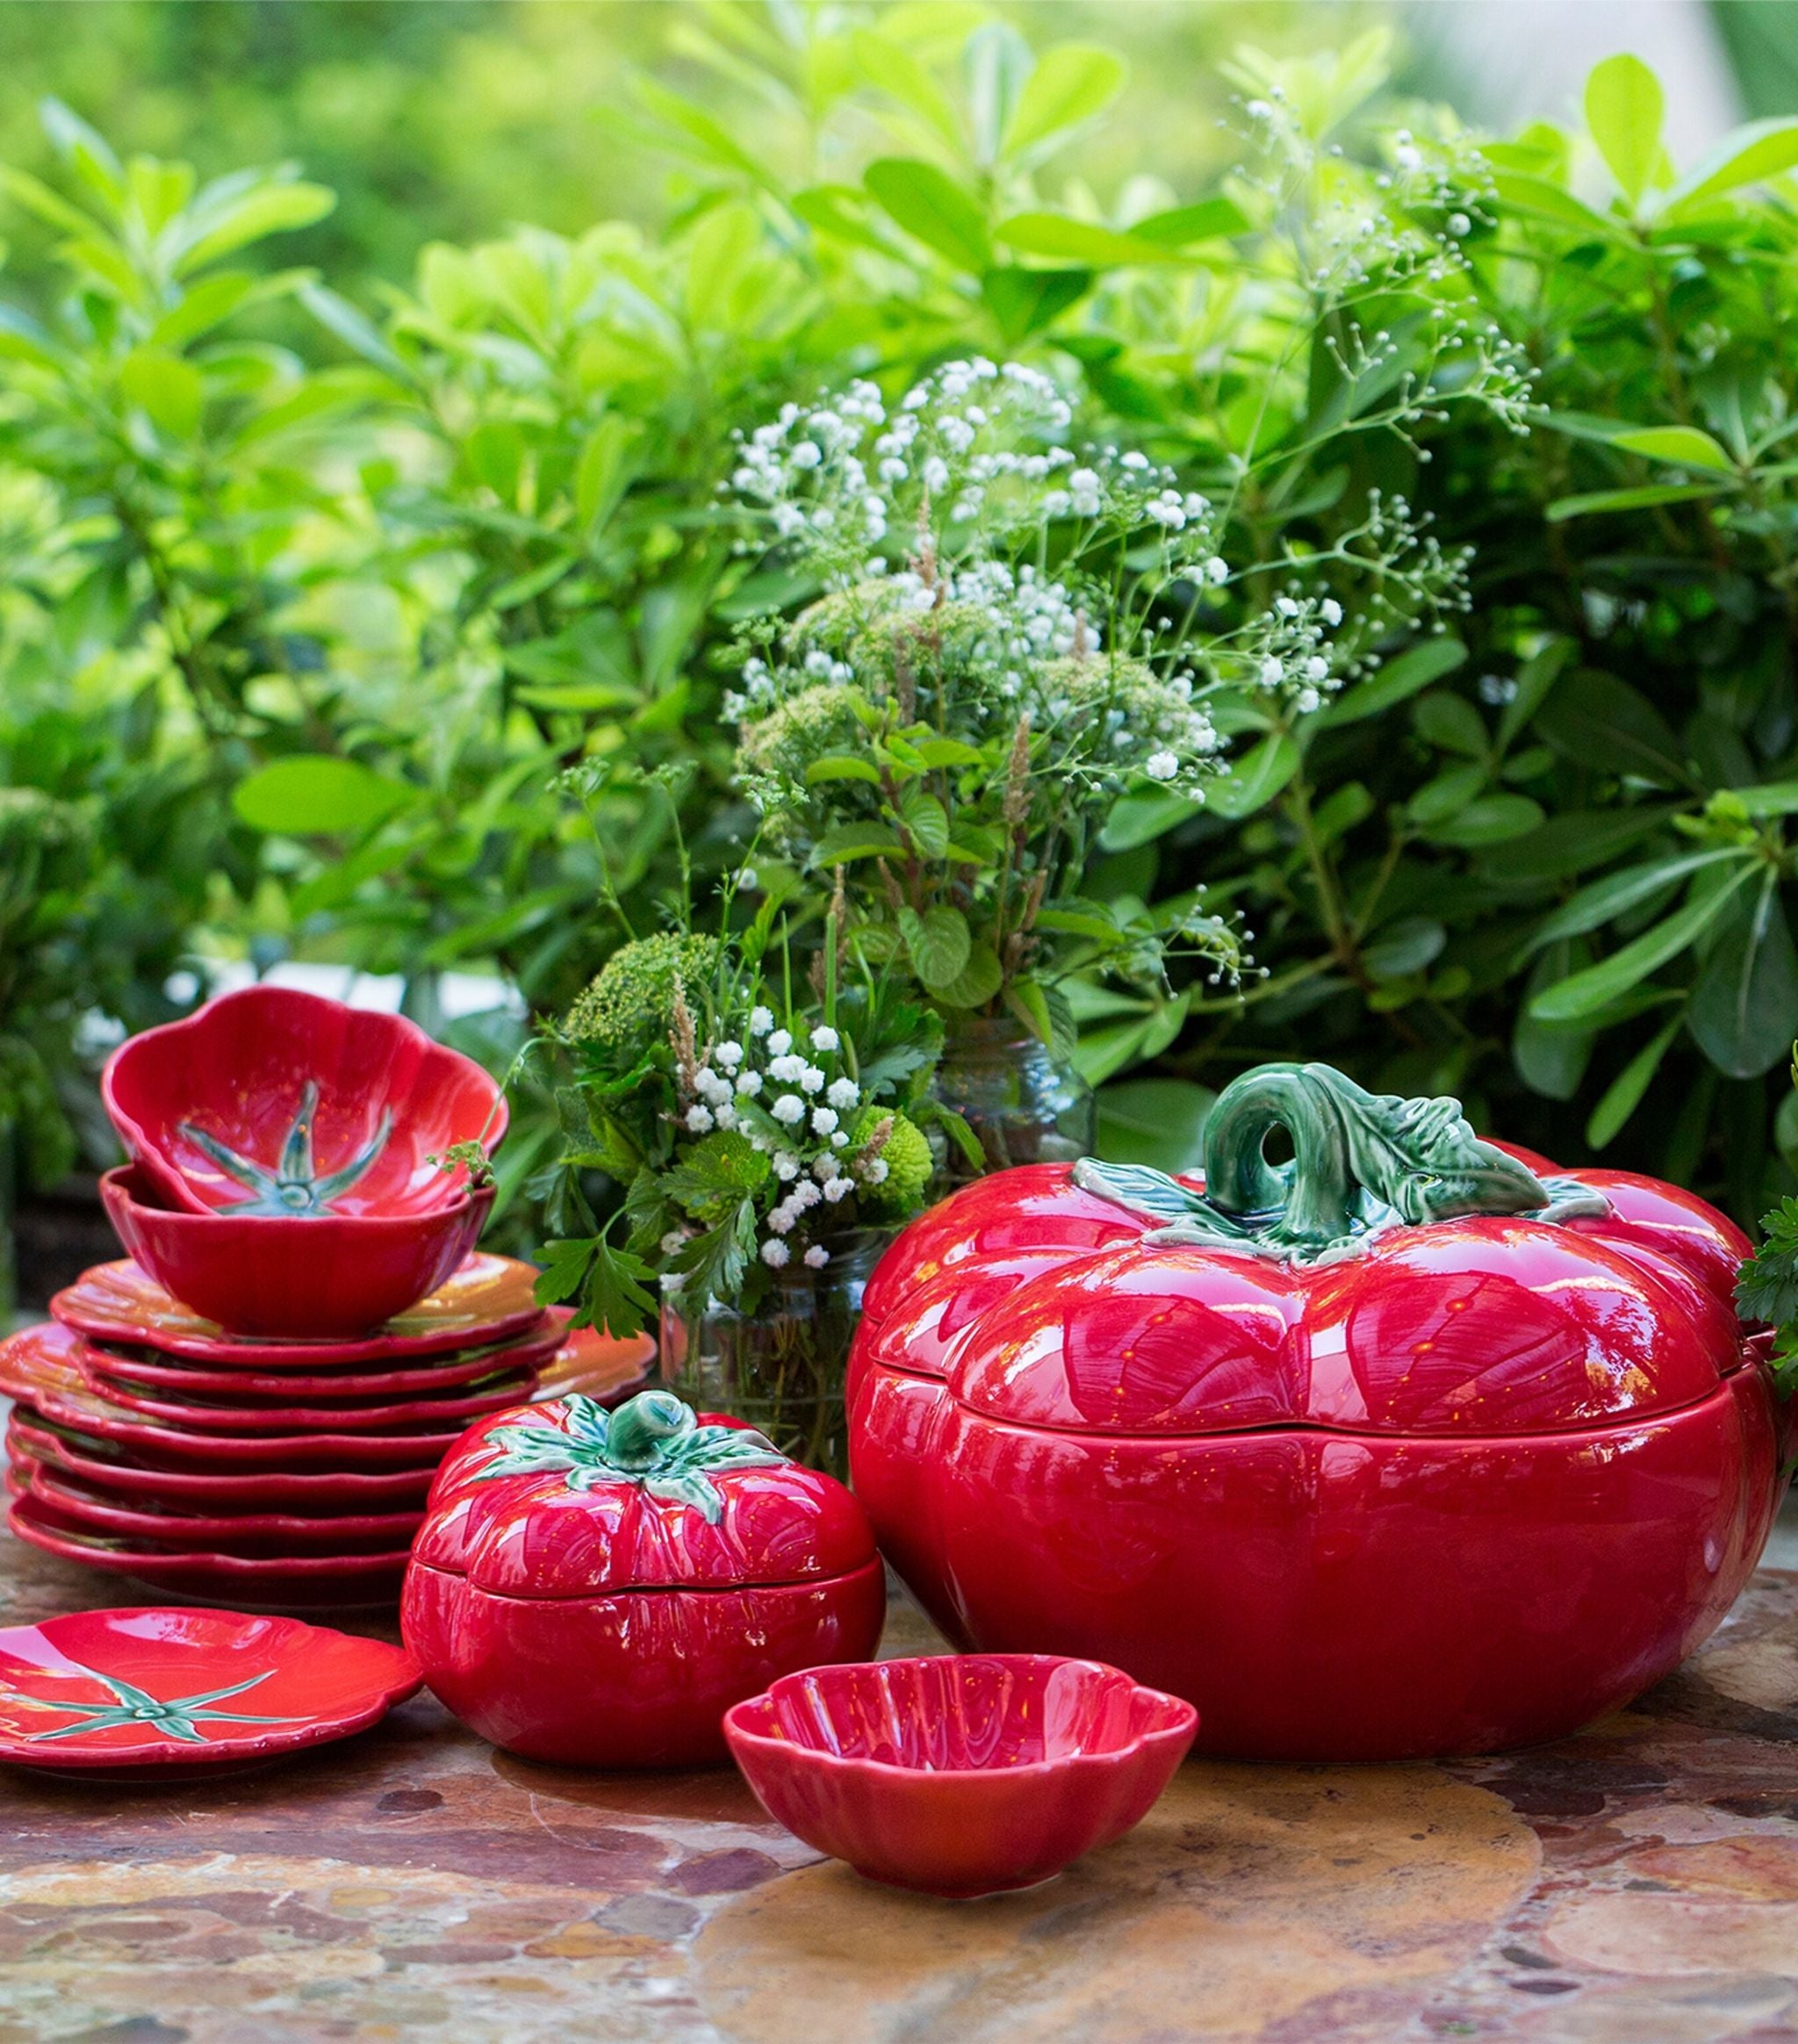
<box><xmin>0</xmin><ymin>1605</ymin><xmax>420</xmax><ymax>1775</ymax></box>
<box><xmin>51</xmin><ymin>1256</ymin><xmax>543</xmax><ymax>1366</ymax></box>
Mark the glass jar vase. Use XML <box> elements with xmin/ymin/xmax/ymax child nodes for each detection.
<box><xmin>658</xmin><ymin>1227</ymin><xmax>893</xmax><ymax>1481</ymax></box>
<box><xmin>931</xmin><ymin>1014</ymin><xmax>1096</xmax><ymax>1183</ymax></box>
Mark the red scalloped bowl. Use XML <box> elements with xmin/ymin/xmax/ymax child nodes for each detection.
<box><xmin>723</xmin><ymin>1655</ymin><xmax>1197</xmax><ymax>1898</ymax></box>
<box><xmin>101</xmin><ymin>1166</ymin><xmax>492</xmax><ymax>1339</ymax></box>
<box><xmin>103</xmin><ymin>986</ymin><xmax>507</xmax><ymax>1220</ymax></box>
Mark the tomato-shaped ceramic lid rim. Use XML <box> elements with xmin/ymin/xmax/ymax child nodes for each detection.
<box><xmin>414</xmin><ymin>1388</ymin><xmax>880</xmax><ymax>1595</ymax></box>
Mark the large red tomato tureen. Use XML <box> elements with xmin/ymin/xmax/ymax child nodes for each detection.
<box><xmin>849</xmin><ymin>1061</ymin><xmax>1783</xmax><ymax>1760</ymax></box>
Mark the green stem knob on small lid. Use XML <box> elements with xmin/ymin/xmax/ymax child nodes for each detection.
<box><xmin>602</xmin><ymin>1390</ymin><xmax>694</xmax><ymax>1472</ymax></box>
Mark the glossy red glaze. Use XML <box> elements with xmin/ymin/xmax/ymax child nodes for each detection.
<box><xmin>6</xmin><ymin>1500</ymin><xmax>413</xmax><ymax>1609</ymax></box>
<box><xmin>8</xmin><ymin>1414</ymin><xmax>438</xmax><ymax>1510</ymax></box>
<box><xmin>20</xmin><ymin>1461</ymin><xmax>424</xmax><ymax>1549</ymax></box>
<box><xmin>75</xmin><ymin>1347</ymin><xmax>536</xmax><ymax>1436</ymax></box>
<box><xmin>850</xmin><ymin>1159</ymin><xmax>1780</xmax><ymax>1760</ymax></box>
<box><xmin>101</xmin><ymin>1167</ymin><xmax>493</xmax><ymax>1339</ymax></box>
<box><xmin>0</xmin><ymin>1323</ymin><xmax>472</xmax><ymax>1468</ymax></box>
<box><xmin>723</xmin><ymin>1655</ymin><xmax>1196</xmax><ymax>1899</ymax></box>
<box><xmin>52</xmin><ymin>1254</ymin><xmax>544</xmax><ymax>1364</ymax></box>
<box><xmin>401</xmin><ymin>1393</ymin><xmax>887</xmax><ymax>1767</ymax></box>
<box><xmin>103</xmin><ymin>985</ymin><xmax>507</xmax><ymax>1218</ymax></box>
<box><xmin>0</xmin><ymin>1608</ymin><xmax>419</xmax><ymax>1774</ymax></box>
<box><xmin>83</xmin><ymin>1313</ymin><xmax>576</xmax><ymax>1402</ymax></box>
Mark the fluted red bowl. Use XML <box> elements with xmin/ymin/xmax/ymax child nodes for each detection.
<box><xmin>723</xmin><ymin>1655</ymin><xmax>1196</xmax><ymax>1898</ymax></box>
<box><xmin>101</xmin><ymin>1166</ymin><xmax>493</xmax><ymax>1340</ymax></box>
<box><xmin>102</xmin><ymin>985</ymin><xmax>506</xmax><ymax>1219</ymax></box>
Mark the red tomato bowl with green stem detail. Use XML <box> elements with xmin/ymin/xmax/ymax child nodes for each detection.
<box><xmin>101</xmin><ymin>1166</ymin><xmax>493</xmax><ymax>1339</ymax></box>
<box><xmin>849</xmin><ymin>1058</ymin><xmax>1786</xmax><ymax>1763</ymax></box>
<box><xmin>102</xmin><ymin>984</ymin><xmax>506</xmax><ymax>1220</ymax></box>
<box><xmin>402</xmin><ymin>1389</ymin><xmax>886</xmax><ymax>1768</ymax></box>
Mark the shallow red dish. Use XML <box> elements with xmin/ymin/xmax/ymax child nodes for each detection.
<box><xmin>20</xmin><ymin>1461</ymin><xmax>424</xmax><ymax>1550</ymax></box>
<box><xmin>102</xmin><ymin>985</ymin><xmax>506</xmax><ymax>1220</ymax></box>
<box><xmin>75</xmin><ymin>1345</ymin><xmax>535</xmax><ymax>1436</ymax></box>
<box><xmin>86</xmin><ymin>1313</ymin><xmax>574</xmax><ymax>1402</ymax></box>
<box><xmin>724</xmin><ymin>1655</ymin><xmax>1196</xmax><ymax>1899</ymax></box>
<box><xmin>52</xmin><ymin>1255</ymin><xmax>543</xmax><ymax>1365</ymax></box>
<box><xmin>0</xmin><ymin>1607</ymin><xmax>420</xmax><ymax>1775</ymax></box>
<box><xmin>8</xmin><ymin>1415</ymin><xmax>437</xmax><ymax>1511</ymax></box>
<box><xmin>102</xmin><ymin>1166</ymin><xmax>493</xmax><ymax>1340</ymax></box>
<box><xmin>1</xmin><ymin>1326</ymin><xmax>471</xmax><ymax>1468</ymax></box>
<box><xmin>8</xmin><ymin>1497</ymin><xmax>413</xmax><ymax>1609</ymax></box>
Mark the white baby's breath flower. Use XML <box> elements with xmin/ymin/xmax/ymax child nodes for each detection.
<box><xmin>773</xmin><ymin>1151</ymin><xmax>800</xmax><ymax>1180</ymax></box>
<box><xmin>772</xmin><ymin>1094</ymin><xmax>805</xmax><ymax>1126</ymax></box>
<box><xmin>799</xmin><ymin>1066</ymin><xmax>826</xmax><ymax>1095</ymax></box>
<box><xmin>713</xmin><ymin>1040</ymin><xmax>744</xmax><ymax>1069</ymax></box>
<box><xmin>1204</xmin><ymin>557</ymin><xmax>1229</xmax><ymax>585</ymax></box>
<box><xmin>714</xmin><ymin>1102</ymin><xmax>737</xmax><ymax>1129</ymax></box>
<box><xmin>659</xmin><ymin>1230</ymin><xmax>687</xmax><ymax>1256</ymax></box>
<box><xmin>826</xmin><ymin>1077</ymin><xmax>859</xmax><ymax>1110</ymax></box>
<box><xmin>766</xmin><ymin>1206</ymin><xmax>795</xmax><ymax>1235</ymax></box>
<box><xmin>823</xmin><ymin>1173</ymin><xmax>854</xmax><ymax>1202</ymax></box>
<box><xmin>1145</xmin><ymin>750</ymin><xmax>1180</xmax><ymax>782</ymax></box>
<box><xmin>862</xmin><ymin>1156</ymin><xmax>889</xmax><ymax>1184</ymax></box>
<box><xmin>684</xmin><ymin>1105</ymin><xmax>714</xmax><ymax>1133</ymax></box>
<box><xmin>1259</xmin><ymin>656</ymin><xmax>1284</xmax><ymax>687</ymax></box>
<box><xmin>831</xmin><ymin>1131</ymin><xmax>849</xmax><ymax>1149</ymax></box>
<box><xmin>803</xmin><ymin>1244</ymin><xmax>831</xmax><ymax>1269</ymax></box>
<box><xmin>811</xmin><ymin>1106</ymin><xmax>840</xmax><ymax>1135</ymax></box>
<box><xmin>761</xmin><ymin>1238</ymin><xmax>791</xmax><ymax>1268</ymax></box>
<box><xmin>749</xmin><ymin>1006</ymin><xmax>774</xmax><ymax>1036</ymax></box>
<box><xmin>735</xmin><ymin>1069</ymin><xmax>763</xmax><ymax>1097</ymax></box>
<box><xmin>1321</xmin><ymin>599</ymin><xmax>1343</xmax><ymax>625</ymax></box>
<box><xmin>766</xmin><ymin>1028</ymin><xmax>794</xmax><ymax>1057</ymax></box>
<box><xmin>810</xmin><ymin>1026</ymin><xmax>839</xmax><ymax>1052</ymax></box>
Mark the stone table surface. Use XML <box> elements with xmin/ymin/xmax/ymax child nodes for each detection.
<box><xmin>4</xmin><ymin>1537</ymin><xmax>1798</xmax><ymax>2044</ymax></box>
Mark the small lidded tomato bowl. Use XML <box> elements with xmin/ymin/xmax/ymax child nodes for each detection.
<box><xmin>401</xmin><ymin>1389</ymin><xmax>886</xmax><ymax>1767</ymax></box>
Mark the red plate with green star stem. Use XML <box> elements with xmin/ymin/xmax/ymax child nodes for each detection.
<box><xmin>0</xmin><ymin>1607</ymin><xmax>420</xmax><ymax>1775</ymax></box>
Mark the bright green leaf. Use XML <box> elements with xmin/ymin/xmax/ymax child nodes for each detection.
<box><xmin>1586</xmin><ymin>1015</ymin><xmax>1684</xmax><ymax>1149</ymax></box>
<box><xmin>233</xmin><ymin>757</ymin><xmax>418</xmax><ymax>836</ymax></box>
<box><xmin>864</xmin><ymin>156</ymin><xmax>991</xmax><ymax>271</ymax></box>
<box><xmin>1002</xmin><ymin>43</ymin><xmax>1126</xmax><ymax>157</ymax></box>
<box><xmin>1586</xmin><ymin>53</ymin><xmax>1665</xmax><ymax>207</ymax></box>
<box><xmin>1610</xmin><ymin>425</ymin><xmax>1736</xmax><ymax>473</ymax></box>
<box><xmin>1528</xmin><ymin>862</ymin><xmax>1755</xmax><ymax>1021</ymax></box>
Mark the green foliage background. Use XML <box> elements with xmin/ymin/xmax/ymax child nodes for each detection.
<box><xmin>8</xmin><ymin>0</ymin><xmax>1798</xmax><ymax>1263</ymax></box>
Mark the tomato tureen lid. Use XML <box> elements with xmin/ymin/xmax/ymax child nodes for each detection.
<box><xmin>858</xmin><ymin>1062</ymin><xmax>1750</xmax><ymax>1440</ymax></box>
<box><xmin>413</xmin><ymin>1390</ymin><xmax>877</xmax><ymax>1596</ymax></box>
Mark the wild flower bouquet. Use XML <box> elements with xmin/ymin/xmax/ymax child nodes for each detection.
<box><xmin>723</xmin><ymin>359</ymin><xmax>1315</xmax><ymax>1041</ymax></box>
<box><xmin>534</xmin><ymin>867</ymin><xmax>941</xmax><ymax>1465</ymax></box>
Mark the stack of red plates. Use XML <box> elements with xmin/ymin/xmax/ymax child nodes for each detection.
<box><xmin>2</xmin><ymin>1255</ymin><xmax>651</xmax><ymax>1609</ymax></box>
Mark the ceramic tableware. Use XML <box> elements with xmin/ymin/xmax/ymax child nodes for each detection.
<box><xmin>402</xmin><ymin>1389</ymin><xmax>885</xmax><ymax>1767</ymax></box>
<box><xmin>7</xmin><ymin>1498</ymin><xmax>414</xmax><ymax>1609</ymax></box>
<box><xmin>83</xmin><ymin>1315</ymin><xmax>576</xmax><ymax>1401</ymax></box>
<box><xmin>8</xmin><ymin>1414</ymin><xmax>438</xmax><ymax>1510</ymax></box>
<box><xmin>101</xmin><ymin>1165</ymin><xmax>493</xmax><ymax>1339</ymax></box>
<box><xmin>102</xmin><ymin>984</ymin><xmax>506</xmax><ymax>1219</ymax></box>
<box><xmin>0</xmin><ymin>1607</ymin><xmax>421</xmax><ymax>1778</ymax></box>
<box><xmin>51</xmin><ymin>1254</ymin><xmax>544</xmax><ymax>1364</ymax></box>
<box><xmin>850</xmin><ymin>1059</ymin><xmax>1784</xmax><ymax>1761</ymax></box>
<box><xmin>74</xmin><ymin>1346</ymin><xmax>536</xmax><ymax>1435</ymax></box>
<box><xmin>20</xmin><ymin>1462</ymin><xmax>424</xmax><ymax>1550</ymax></box>
<box><xmin>723</xmin><ymin>1655</ymin><xmax>1197</xmax><ymax>1899</ymax></box>
<box><xmin>0</xmin><ymin>1328</ymin><xmax>475</xmax><ymax>1467</ymax></box>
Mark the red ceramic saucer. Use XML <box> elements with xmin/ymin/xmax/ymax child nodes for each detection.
<box><xmin>51</xmin><ymin>1256</ymin><xmax>543</xmax><ymax>1365</ymax></box>
<box><xmin>9</xmin><ymin>1415</ymin><xmax>437</xmax><ymax>1510</ymax></box>
<box><xmin>0</xmin><ymin>1607</ymin><xmax>419</xmax><ymax>1774</ymax></box>
<box><xmin>85</xmin><ymin>1311</ymin><xmax>575</xmax><ymax>1402</ymax></box>
<box><xmin>20</xmin><ymin>1462</ymin><xmax>425</xmax><ymax>1551</ymax></box>
<box><xmin>8</xmin><ymin>1498</ymin><xmax>414</xmax><ymax>1609</ymax></box>
<box><xmin>2</xmin><ymin>1326</ymin><xmax>472</xmax><ymax>1467</ymax></box>
<box><xmin>102</xmin><ymin>985</ymin><xmax>506</xmax><ymax>1219</ymax></box>
<box><xmin>75</xmin><ymin>1349</ymin><xmax>537</xmax><ymax>1436</ymax></box>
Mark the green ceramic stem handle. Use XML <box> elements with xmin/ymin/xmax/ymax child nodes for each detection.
<box><xmin>1072</xmin><ymin>1060</ymin><xmax>1608</xmax><ymax>1264</ymax></box>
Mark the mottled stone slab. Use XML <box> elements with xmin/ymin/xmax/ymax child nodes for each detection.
<box><xmin>3</xmin><ymin>1535</ymin><xmax>1798</xmax><ymax>2041</ymax></box>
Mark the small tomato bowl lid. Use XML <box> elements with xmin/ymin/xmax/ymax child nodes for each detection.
<box><xmin>412</xmin><ymin>1389</ymin><xmax>878</xmax><ymax>1597</ymax></box>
